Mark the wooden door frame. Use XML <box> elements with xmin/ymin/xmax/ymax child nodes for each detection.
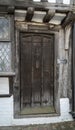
<box><xmin>72</xmin><ymin>23</ymin><xmax>75</xmax><ymax>118</ymax></box>
<box><xmin>14</xmin><ymin>22</ymin><xmax>60</xmax><ymax>118</ymax></box>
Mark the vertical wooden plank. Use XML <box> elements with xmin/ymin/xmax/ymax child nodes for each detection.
<box><xmin>21</xmin><ymin>34</ymin><xmax>32</xmax><ymax>108</ymax></box>
<box><xmin>14</xmin><ymin>29</ymin><xmax>21</xmax><ymax>117</ymax></box>
<box><xmin>42</xmin><ymin>35</ymin><xmax>54</xmax><ymax>106</ymax></box>
<box><xmin>72</xmin><ymin>23</ymin><xmax>75</xmax><ymax>118</ymax></box>
<box><xmin>10</xmin><ymin>15</ymin><xmax>15</xmax><ymax>73</ymax></box>
<box><xmin>50</xmin><ymin>36</ymin><xmax>54</xmax><ymax>105</ymax></box>
<box><xmin>32</xmin><ymin>35</ymin><xmax>42</xmax><ymax>106</ymax></box>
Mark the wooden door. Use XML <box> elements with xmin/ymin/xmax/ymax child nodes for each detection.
<box><xmin>20</xmin><ymin>33</ymin><xmax>54</xmax><ymax>114</ymax></box>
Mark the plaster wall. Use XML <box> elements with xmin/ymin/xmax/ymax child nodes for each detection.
<box><xmin>0</xmin><ymin>95</ymin><xmax>73</xmax><ymax>126</ymax></box>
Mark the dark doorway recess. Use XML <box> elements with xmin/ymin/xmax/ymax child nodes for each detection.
<box><xmin>20</xmin><ymin>32</ymin><xmax>55</xmax><ymax>115</ymax></box>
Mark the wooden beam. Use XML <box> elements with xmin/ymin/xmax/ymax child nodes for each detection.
<box><xmin>72</xmin><ymin>23</ymin><xmax>75</xmax><ymax>118</ymax></box>
<box><xmin>16</xmin><ymin>21</ymin><xmax>62</xmax><ymax>32</ymax></box>
<box><xmin>0</xmin><ymin>6</ymin><xmax>8</xmax><ymax>13</ymax></box>
<box><xmin>15</xmin><ymin>1</ymin><xmax>73</xmax><ymax>11</ymax></box>
<box><xmin>14</xmin><ymin>1</ymin><xmax>75</xmax><ymax>12</ymax></box>
<box><xmin>0</xmin><ymin>1</ymin><xmax>74</xmax><ymax>12</ymax></box>
<box><xmin>62</xmin><ymin>12</ymin><xmax>75</xmax><ymax>28</ymax></box>
<box><xmin>0</xmin><ymin>0</ymin><xmax>75</xmax><ymax>13</ymax></box>
<box><xmin>0</xmin><ymin>5</ymin><xmax>14</xmax><ymax>14</ymax></box>
<box><xmin>43</xmin><ymin>9</ymin><xmax>55</xmax><ymax>23</ymax></box>
<box><xmin>0</xmin><ymin>0</ymin><xmax>14</xmax><ymax>6</ymax></box>
<box><xmin>7</xmin><ymin>6</ymin><xmax>15</xmax><ymax>14</ymax></box>
<box><xmin>25</xmin><ymin>7</ymin><xmax>34</xmax><ymax>22</ymax></box>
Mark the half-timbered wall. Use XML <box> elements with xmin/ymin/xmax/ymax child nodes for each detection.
<box><xmin>0</xmin><ymin>25</ymin><xmax>73</xmax><ymax>126</ymax></box>
<box><xmin>0</xmin><ymin>0</ymin><xmax>74</xmax><ymax>126</ymax></box>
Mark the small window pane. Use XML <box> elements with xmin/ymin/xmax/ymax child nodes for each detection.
<box><xmin>0</xmin><ymin>42</ymin><xmax>11</xmax><ymax>72</ymax></box>
<box><xmin>0</xmin><ymin>17</ymin><xmax>10</xmax><ymax>40</ymax></box>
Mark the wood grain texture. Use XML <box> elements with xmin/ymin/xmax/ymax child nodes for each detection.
<box><xmin>20</xmin><ymin>33</ymin><xmax>54</xmax><ymax>112</ymax></box>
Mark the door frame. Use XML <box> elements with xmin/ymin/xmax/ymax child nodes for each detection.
<box><xmin>14</xmin><ymin>22</ymin><xmax>60</xmax><ymax>118</ymax></box>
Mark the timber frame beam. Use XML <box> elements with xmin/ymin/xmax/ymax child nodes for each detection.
<box><xmin>61</xmin><ymin>12</ymin><xmax>75</xmax><ymax>28</ymax></box>
<box><xmin>72</xmin><ymin>23</ymin><xmax>75</xmax><ymax>118</ymax></box>
<box><xmin>25</xmin><ymin>7</ymin><xmax>34</xmax><ymax>22</ymax></box>
<box><xmin>14</xmin><ymin>2</ymin><xmax>74</xmax><ymax>11</ymax></box>
<box><xmin>0</xmin><ymin>0</ymin><xmax>75</xmax><ymax>12</ymax></box>
<box><xmin>0</xmin><ymin>1</ymin><xmax>75</xmax><ymax>29</ymax></box>
<box><xmin>43</xmin><ymin>10</ymin><xmax>55</xmax><ymax>23</ymax></box>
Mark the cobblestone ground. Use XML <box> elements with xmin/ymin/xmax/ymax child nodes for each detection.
<box><xmin>0</xmin><ymin>121</ymin><xmax>75</xmax><ymax>130</ymax></box>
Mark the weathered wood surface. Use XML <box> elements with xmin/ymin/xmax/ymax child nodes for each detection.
<box><xmin>25</xmin><ymin>7</ymin><xmax>34</xmax><ymax>22</ymax></box>
<box><xmin>20</xmin><ymin>33</ymin><xmax>54</xmax><ymax>111</ymax></box>
<box><xmin>72</xmin><ymin>23</ymin><xmax>75</xmax><ymax>114</ymax></box>
<box><xmin>58</xmin><ymin>26</ymin><xmax>72</xmax><ymax>99</ymax></box>
<box><xmin>14</xmin><ymin>20</ymin><xmax>72</xmax><ymax>117</ymax></box>
<box><xmin>15</xmin><ymin>2</ymin><xmax>74</xmax><ymax>11</ymax></box>
<box><xmin>0</xmin><ymin>0</ymin><xmax>75</xmax><ymax>12</ymax></box>
<box><xmin>65</xmin><ymin>25</ymin><xmax>71</xmax><ymax>50</ymax></box>
<box><xmin>62</xmin><ymin>12</ymin><xmax>75</xmax><ymax>28</ymax></box>
<box><xmin>0</xmin><ymin>0</ymin><xmax>14</xmax><ymax>6</ymax></box>
<box><xmin>43</xmin><ymin>10</ymin><xmax>55</xmax><ymax>23</ymax></box>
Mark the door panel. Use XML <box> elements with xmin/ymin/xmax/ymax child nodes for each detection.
<box><xmin>32</xmin><ymin>40</ymin><xmax>42</xmax><ymax>106</ymax></box>
<box><xmin>42</xmin><ymin>37</ymin><xmax>54</xmax><ymax>106</ymax></box>
<box><xmin>20</xmin><ymin>33</ymin><xmax>54</xmax><ymax>114</ymax></box>
<box><xmin>21</xmin><ymin>35</ymin><xmax>32</xmax><ymax>107</ymax></box>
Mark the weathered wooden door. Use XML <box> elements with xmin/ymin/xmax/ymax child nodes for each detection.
<box><xmin>20</xmin><ymin>33</ymin><xmax>54</xmax><ymax>114</ymax></box>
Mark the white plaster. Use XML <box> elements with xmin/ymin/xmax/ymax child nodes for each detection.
<box><xmin>63</xmin><ymin>0</ymin><xmax>70</xmax><ymax>4</ymax></box>
<box><xmin>32</xmin><ymin>11</ymin><xmax>46</xmax><ymax>23</ymax></box>
<box><xmin>48</xmin><ymin>0</ymin><xmax>56</xmax><ymax>3</ymax></box>
<box><xmin>15</xmin><ymin>10</ymin><xmax>47</xmax><ymax>22</ymax></box>
<box><xmin>33</xmin><ymin>0</ymin><xmax>56</xmax><ymax>2</ymax></box>
<box><xmin>12</xmin><ymin>98</ymin><xmax>73</xmax><ymax>126</ymax></box>
<box><xmin>33</xmin><ymin>0</ymin><xmax>70</xmax><ymax>4</ymax></box>
<box><xmin>15</xmin><ymin>10</ymin><xmax>27</xmax><ymax>21</ymax></box>
<box><xmin>49</xmin><ymin>13</ymin><xmax>66</xmax><ymax>25</ymax></box>
<box><xmin>0</xmin><ymin>78</ymin><xmax>9</xmax><ymax>95</ymax></box>
<box><xmin>0</xmin><ymin>96</ymin><xmax>13</xmax><ymax>126</ymax></box>
<box><xmin>60</xmin><ymin>98</ymin><xmax>70</xmax><ymax>114</ymax></box>
<box><xmin>33</xmin><ymin>0</ymin><xmax>41</xmax><ymax>2</ymax></box>
<box><xmin>0</xmin><ymin>96</ymin><xmax>73</xmax><ymax>126</ymax></box>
